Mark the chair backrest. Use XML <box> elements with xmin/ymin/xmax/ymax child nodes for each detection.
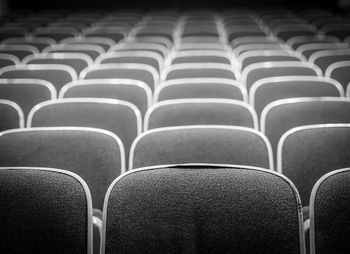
<box><xmin>2</xmin><ymin>37</ymin><xmax>57</xmax><ymax>51</ymax></box>
<box><xmin>0</xmin><ymin>44</ymin><xmax>39</xmax><ymax>60</ymax></box>
<box><xmin>0</xmin><ymin>127</ymin><xmax>125</xmax><ymax>212</ymax></box>
<box><xmin>262</xmin><ymin>98</ymin><xmax>350</xmax><ymax>156</ymax></box>
<box><xmin>80</xmin><ymin>63</ymin><xmax>159</xmax><ymax>92</ymax></box>
<box><xmin>43</xmin><ymin>44</ymin><xmax>105</xmax><ymax>60</ymax></box>
<box><xmin>309</xmin><ymin>49</ymin><xmax>350</xmax><ymax>74</ymax></box>
<box><xmin>169</xmin><ymin>50</ymin><xmax>231</xmax><ymax>65</ymax></box>
<box><xmin>102</xmin><ymin>164</ymin><xmax>305</xmax><ymax>254</ymax></box>
<box><xmin>59</xmin><ymin>79</ymin><xmax>151</xmax><ymax>117</ymax></box>
<box><xmin>27</xmin><ymin>98</ymin><xmax>141</xmax><ymax>161</ymax></box>
<box><xmin>130</xmin><ymin>125</ymin><xmax>273</xmax><ymax>170</ymax></box>
<box><xmin>154</xmin><ymin>78</ymin><xmax>247</xmax><ymax>102</ymax></box>
<box><xmin>310</xmin><ymin>167</ymin><xmax>350</xmax><ymax>254</ymax></box>
<box><xmin>242</xmin><ymin>61</ymin><xmax>322</xmax><ymax>92</ymax></box>
<box><xmin>250</xmin><ymin>76</ymin><xmax>343</xmax><ymax>116</ymax></box>
<box><xmin>0</xmin><ymin>99</ymin><xmax>24</xmax><ymax>131</ymax></box>
<box><xmin>0</xmin><ymin>64</ymin><xmax>77</xmax><ymax>92</ymax></box>
<box><xmin>0</xmin><ymin>79</ymin><xmax>56</xmax><ymax>117</ymax></box>
<box><xmin>0</xmin><ymin>53</ymin><xmax>20</xmax><ymax>68</ymax></box>
<box><xmin>145</xmin><ymin>99</ymin><xmax>258</xmax><ymax>131</ymax></box>
<box><xmin>23</xmin><ymin>53</ymin><xmax>93</xmax><ymax>75</ymax></box>
<box><xmin>162</xmin><ymin>63</ymin><xmax>236</xmax><ymax>81</ymax></box>
<box><xmin>277</xmin><ymin>124</ymin><xmax>350</xmax><ymax>206</ymax></box>
<box><xmin>0</xmin><ymin>167</ymin><xmax>93</xmax><ymax>254</ymax></box>
<box><xmin>325</xmin><ymin>60</ymin><xmax>350</xmax><ymax>91</ymax></box>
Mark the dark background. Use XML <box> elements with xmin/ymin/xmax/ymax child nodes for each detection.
<box><xmin>8</xmin><ymin>0</ymin><xmax>339</xmax><ymax>12</ymax></box>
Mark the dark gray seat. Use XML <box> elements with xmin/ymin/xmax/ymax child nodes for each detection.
<box><xmin>310</xmin><ymin>167</ymin><xmax>350</xmax><ymax>254</ymax></box>
<box><xmin>102</xmin><ymin>164</ymin><xmax>305</xmax><ymax>254</ymax></box>
<box><xmin>0</xmin><ymin>167</ymin><xmax>93</xmax><ymax>254</ymax></box>
<box><xmin>130</xmin><ymin>126</ymin><xmax>273</xmax><ymax>170</ymax></box>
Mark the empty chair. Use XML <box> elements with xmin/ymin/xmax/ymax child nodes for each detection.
<box><xmin>96</xmin><ymin>51</ymin><xmax>163</xmax><ymax>73</ymax></box>
<box><xmin>33</xmin><ymin>27</ymin><xmax>79</xmax><ymax>42</ymax></box>
<box><xmin>0</xmin><ymin>79</ymin><xmax>56</xmax><ymax>117</ymax></box>
<box><xmin>102</xmin><ymin>164</ymin><xmax>304</xmax><ymax>254</ymax></box>
<box><xmin>0</xmin><ymin>127</ymin><xmax>125</xmax><ymax>214</ymax></box>
<box><xmin>0</xmin><ymin>53</ymin><xmax>20</xmax><ymax>68</ymax></box>
<box><xmin>59</xmin><ymin>79</ymin><xmax>152</xmax><ymax>117</ymax></box>
<box><xmin>277</xmin><ymin>124</ymin><xmax>350</xmax><ymax>208</ymax></box>
<box><xmin>110</xmin><ymin>42</ymin><xmax>168</xmax><ymax>59</ymax></box>
<box><xmin>2</xmin><ymin>37</ymin><xmax>57</xmax><ymax>51</ymax></box>
<box><xmin>242</xmin><ymin>61</ymin><xmax>322</xmax><ymax>92</ymax></box>
<box><xmin>154</xmin><ymin>78</ymin><xmax>247</xmax><ymax>102</ymax></box>
<box><xmin>60</xmin><ymin>36</ymin><xmax>115</xmax><ymax>51</ymax></box>
<box><xmin>0</xmin><ymin>167</ymin><xmax>93</xmax><ymax>254</ymax></box>
<box><xmin>0</xmin><ymin>44</ymin><xmax>39</xmax><ymax>60</ymax></box>
<box><xmin>0</xmin><ymin>27</ymin><xmax>29</xmax><ymax>41</ymax></box>
<box><xmin>27</xmin><ymin>98</ymin><xmax>141</xmax><ymax>161</ymax></box>
<box><xmin>0</xmin><ymin>99</ymin><xmax>24</xmax><ymax>131</ymax></box>
<box><xmin>23</xmin><ymin>53</ymin><xmax>93</xmax><ymax>75</ymax></box>
<box><xmin>168</xmin><ymin>50</ymin><xmax>231</xmax><ymax>65</ymax></box>
<box><xmin>296</xmin><ymin>43</ymin><xmax>348</xmax><ymax>59</ymax></box>
<box><xmin>319</xmin><ymin>24</ymin><xmax>350</xmax><ymax>41</ymax></box>
<box><xmin>262</xmin><ymin>98</ymin><xmax>350</xmax><ymax>156</ymax></box>
<box><xmin>145</xmin><ymin>99</ymin><xmax>258</xmax><ymax>130</ymax></box>
<box><xmin>130</xmin><ymin>125</ymin><xmax>273</xmax><ymax>169</ymax></box>
<box><xmin>325</xmin><ymin>60</ymin><xmax>350</xmax><ymax>91</ymax></box>
<box><xmin>286</xmin><ymin>35</ymin><xmax>340</xmax><ymax>50</ymax></box>
<box><xmin>82</xmin><ymin>27</ymin><xmax>126</xmax><ymax>43</ymax></box>
<box><xmin>310</xmin><ymin>167</ymin><xmax>350</xmax><ymax>254</ymax></box>
<box><xmin>0</xmin><ymin>64</ymin><xmax>77</xmax><ymax>92</ymax></box>
<box><xmin>80</xmin><ymin>64</ymin><xmax>159</xmax><ymax>92</ymax></box>
<box><xmin>43</xmin><ymin>44</ymin><xmax>105</xmax><ymax>60</ymax></box>
<box><xmin>309</xmin><ymin>49</ymin><xmax>350</xmax><ymax>74</ymax></box>
<box><xmin>250</xmin><ymin>76</ymin><xmax>343</xmax><ymax>116</ymax></box>
<box><xmin>162</xmin><ymin>63</ymin><xmax>236</xmax><ymax>81</ymax></box>
<box><xmin>273</xmin><ymin>24</ymin><xmax>317</xmax><ymax>41</ymax></box>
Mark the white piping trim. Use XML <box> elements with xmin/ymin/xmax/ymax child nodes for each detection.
<box><xmin>0</xmin><ymin>99</ymin><xmax>25</xmax><ymax>128</ymax></box>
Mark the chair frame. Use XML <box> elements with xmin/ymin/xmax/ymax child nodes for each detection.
<box><xmin>100</xmin><ymin>162</ymin><xmax>305</xmax><ymax>254</ymax></box>
<box><xmin>144</xmin><ymin>98</ymin><xmax>258</xmax><ymax>131</ymax></box>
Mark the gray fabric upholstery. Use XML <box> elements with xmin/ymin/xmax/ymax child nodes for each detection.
<box><xmin>0</xmin><ymin>68</ymin><xmax>74</xmax><ymax>91</ymax></box>
<box><xmin>311</xmin><ymin>168</ymin><xmax>350</xmax><ymax>254</ymax></box>
<box><xmin>246</xmin><ymin>66</ymin><xmax>318</xmax><ymax>91</ymax></box>
<box><xmin>0</xmin><ymin>102</ymin><xmax>21</xmax><ymax>131</ymax></box>
<box><xmin>147</xmin><ymin>102</ymin><xmax>255</xmax><ymax>129</ymax></box>
<box><xmin>84</xmin><ymin>69</ymin><xmax>155</xmax><ymax>91</ymax></box>
<box><xmin>172</xmin><ymin>56</ymin><xmax>230</xmax><ymax>65</ymax></box>
<box><xmin>63</xmin><ymin>84</ymin><xmax>149</xmax><ymax>117</ymax></box>
<box><xmin>132</xmin><ymin>127</ymin><xmax>270</xmax><ymax>169</ymax></box>
<box><xmin>27</xmin><ymin>58</ymin><xmax>89</xmax><ymax>74</ymax></box>
<box><xmin>329</xmin><ymin>65</ymin><xmax>350</xmax><ymax>90</ymax></box>
<box><xmin>0</xmin><ymin>82</ymin><xmax>52</xmax><ymax>116</ymax></box>
<box><xmin>30</xmin><ymin>101</ymin><xmax>137</xmax><ymax>165</ymax></box>
<box><xmin>166</xmin><ymin>68</ymin><xmax>235</xmax><ymax>80</ymax></box>
<box><xmin>0</xmin><ymin>167</ymin><xmax>89</xmax><ymax>254</ymax></box>
<box><xmin>281</xmin><ymin>126</ymin><xmax>350</xmax><ymax>206</ymax></box>
<box><xmin>254</xmin><ymin>80</ymin><xmax>341</xmax><ymax>116</ymax></box>
<box><xmin>104</xmin><ymin>165</ymin><xmax>302</xmax><ymax>254</ymax></box>
<box><xmin>158</xmin><ymin>83</ymin><xmax>244</xmax><ymax>101</ymax></box>
<box><xmin>0</xmin><ymin>129</ymin><xmax>122</xmax><ymax>210</ymax></box>
<box><xmin>264</xmin><ymin>100</ymin><xmax>350</xmax><ymax>157</ymax></box>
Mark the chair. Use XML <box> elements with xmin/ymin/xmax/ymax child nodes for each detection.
<box><xmin>0</xmin><ymin>167</ymin><xmax>93</xmax><ymax>254</ymax></box>
<box><xmin>59</xmin><ymin>79</ymin><xmax>152</xmax><ymax>117</ymax></box>
<box><xmin>319</xmin><ymin>24</ymin><xmax>350</xmax><ymax>41</ymax></box>
<box><xmin>27</xmin><ymin>98</ymin><xmax>141</xmax><ymax>162</ymax></box>
<box><xmin>60</xmin><ymin>36</ymin><xmax>115</xmax><ymax>51</ymax></box>
<box><xmin>0</xmin><ymin>27</ymin><xmax>29</xmax><ymax>41</ymax></box>
<box><xmin>162</xmin><ymin>63</ymin><xmax>236</xmax><ymax>81</ymax></box>
<box><xmin>102</xmin><ymin>164</ymin><xmax>305</xmax><ymax>254</ymax></box>
<box><xmin>95</xmin><ymin>51</ymin><xmax>163</xmax><ymax>73</ymax></box>
<box><xmin>277</xmin><ymin>124</ymin><xmax>350</xmax><ymax>208</ymax></box>
<box><xmin>43</xmin><ymin>44</ymin><xmax>105</xmax><ymax>60</ymax></box>
<box><xmin>309</xmin><ymin>49</ymin><xmax>350</xmax><ymax>74</ymax></box>
<box><xmin>2</xmin><ymin>37</ymin><xmax>57</xmax><ymax>51</ymax></box>
<box><xmin>82</xmin><ymin>27</ymin><xmax>126</xmax><ymax>43</ymax></box>
<box><xmin>325</xmin><ymin>60</ymin><xmax>350</xmax><ymax>91</ymax></box>
<box><xmin>167</xmin><ymin>50</ymin><xmax>231</xmax><ymax>65</ymax></box>
<box><xmin>0</xmin><ymin>99</ymin><xmax>24</xmax><ymax>131</ymax></box>
<box><xmin>296</xmin><ymin>43</ymin><xmax>348</xmax><ymax>59</ymax></box>
<box><xmin>250</xmin><ymin>76</ymin><xmax>344</xmax><ymax>116</ymax></box>
<box><xmin>286</xmin><ymin>35</ymin><xmax>340</xmax><ymax>50</ymax></box>
<box><xmin>262</xmin><ymin>98</ymin><xmax>350</xmax><ymax>157</ymax></box>
<box><xmin>0</xmin><ymin>78</ymin><xmax>56</xmax><ymax>117</ymax></box>
<box><xmin>0</xmin><ymin>53</ymin><xmax>20</xmax><ymax>68</ymax></box>
<box><xmin>0</xmin><ymin>44</ymin><xmax>39</xmax><ymax>60</ymax></box>
<box><xmin>130</xmin><ymin>125</ymin><xmax>273</xmax><ymax>169</ymax></box>
<box><xmin>310</xmin><ymin>167</ymin><xmax>350</xmax><ymax>254</ymax></box>
<box><xmin>0</xmin><ymin>127</ymin><xmax>125</xmax><ymax>214</ymax></box>
<box><xmin>154</xmin><ymin>78</ymin><xmax>247</xmax><ymax>102</ymax></box>
<box><xmin>22</xmin><ymin>53</ymin><xmax>93</xmax><ymax>75</ymax></box>
<box><xmin>33</xmin><ymin>27</ymin><xmax>79</xmax><ymax>42</ymax></box>
<box><xmin>144</xmin><ymin>99</ymin><xmax>258</xmax><ymax>130</ymax></box>
<box><xmin>80</xmin><ymin>63</ymin><xmax>159</xmax><ymax>92</ymax></box>
<box><xmin>0</xmin><ymin>64</ymin><xmax>77</xmax><ymax>92</ymax></box>
<box><xmin>110</xmin><ymin>42</ymin><xmax>168</xmax><ymax>59</ymax></box>
<box><xmin>272</xmin><ymin>24</ymin><xmax>317</xmax><ymax>41</ymax></box>
<box><xmin>242</xmin><ymin>61</ymin><xmax>322</xmax><ymax>92</ymax></box>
